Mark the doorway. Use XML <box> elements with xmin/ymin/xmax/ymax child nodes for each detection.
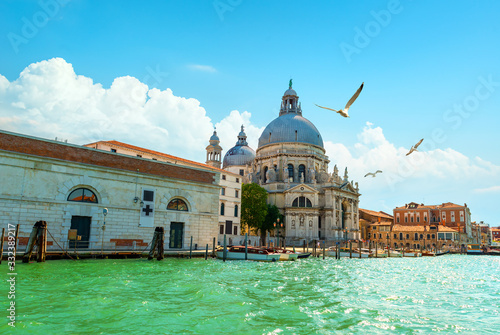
<box><xmin>70</xmin><ymin>216</ymin><xmax>91</xmax><ymax>248</ymax></box>
<box><xmin>169</xmin><ymin>222</ymin><xmax>184</xmax><ymax>249</ymax></box>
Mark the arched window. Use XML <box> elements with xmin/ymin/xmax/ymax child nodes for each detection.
<box><xmin>292</xmin><ymin>196</ymin><xmax>312</xmax><ymax>208</ymax></box>
<box><xmin>167</xmin><ymin>198</ymin><xmax>188</xmax><ymax>211</ymax></box>
<box><xmin>399</xmin><ymin>233</ymin><xmax>403</xmax><ymax>240</ymax></box>
<box><xmin>414</xmin><ymin>233</ymin><xmax>419</xmax><ymax>240</ymax></box>
<box><xmin>263</xmin><ymin>166</ymin><xmax>269</xmax><ymax>183</ymax></box>
<box><xmin>288</xmin><ymin>164</ymin><xmax>294</xmax><ymax>179</ymax></box>
<box><xmin>234</xmin><ymin>205</ymin><xmax>238</xmax><ymax>217</ymax></box>
<box><xmin>220</xmin><ymin>203</ymin><xmax>225</xmax><ymax>216</ymax></box>
<box><xmin>67</xmin><ymin>188</ymin><xmax>98</xmax><ymax>203</ymax></box>
<box><xmin>299</xmin><ymin>164</ymin><xmax>306</xmax><ymax>181</ymax></box>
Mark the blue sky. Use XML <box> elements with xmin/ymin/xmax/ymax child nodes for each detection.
<box><xmin>1</xmin><ymin>0</ymin><xmax>499</xmax><ymax>226</ymax></box>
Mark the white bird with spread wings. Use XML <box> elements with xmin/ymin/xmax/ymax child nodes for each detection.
<box><xmin>315</xmin><ymin>82</ymin><xmax>364</xmax><ymax>118</ymax></box>
<box><xmin>406</xmin><ymin>138</ymin><xmax>424</xmax><ymax>156</ymax></box>
<box><xmin>364</xmin><ymin>170</ymin><xmax>382</xmax><ymax>178</ymax></box>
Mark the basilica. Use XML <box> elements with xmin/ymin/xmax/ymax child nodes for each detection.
<box><xmin>208</xmin><ymin>82</ymin><xmax>361</xmax><ymax>245</ymax></box>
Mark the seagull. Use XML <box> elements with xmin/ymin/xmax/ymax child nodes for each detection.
<box><xmin>364</xmin><ymin>170</ymin><xmax>382</xmax><ymax>178</ymax></box>
<box><xmin>406</xmin><ymin>138</ymin><xmax>424</xmax><ymax>156</ymax></box>
<box><xmin>315</xmin><ymin>82</ymin><xmax>364</xmax><ymax>118</ymax></box>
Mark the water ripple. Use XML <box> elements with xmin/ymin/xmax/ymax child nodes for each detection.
<box><xmin>4</xmin><ymin>255</ymin><xmax>500</xmax><ymax>334</ymax></box>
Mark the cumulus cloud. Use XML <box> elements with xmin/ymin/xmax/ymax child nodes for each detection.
<box><xmin>215</xmin><ymin>110</ymin><xmax>264</xmax><ymax>154</ymax></box>
<box><xmin>187</xmin><ymin>64</ymin><xmax>217</xmax><ymax>73</ymax></box>
<box><xmin>473</xmin><ymin>186</ymin><xmax>500</xmax><ymax>194</ymax></box>
<box><xmin>0</xmin><ymin>58</ymin><xmax>219</xmax><ymax>160</ymax></box>
<box><xmin>325</xmin><ymin>122</ymin><xmax>500</xmax><ymax>222</ymax></box>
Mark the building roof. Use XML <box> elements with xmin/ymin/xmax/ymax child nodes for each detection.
<box><xmin>85</xmin><ymin>140</ymin><xmax>238</xmax><ymax>176</ymax></box>
<box><xmin>394</xmin><ymin>202</ymin><xmax>464</xmax><ymax>210</ymax></box>
<box><xmin>1</xmin><ymin>130</ymin><xmax>216</xmax><ymax>185</ymax></box>
<box><xmin>359</xmin><ymin>208</ymin><xmax>394</xmax><ymax>220</ymax></box>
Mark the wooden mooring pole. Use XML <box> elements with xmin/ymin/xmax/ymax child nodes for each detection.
<box><xmin>23</xmin><ymin>221</ymin><xmax>47</xmax><ymax>263</ymax></box>
<box><xmin>212</xmin><ymin>237</ymin><xmax>216</xmax><ymax>257</ymax></box>
<box><xmin>244</xmin><ymin>233</ymin><xmax>248</xmax><ymax>260</ymax></box>
<box><xmin>349</xmin><ymin>241</ymin><xmax>352</xmax><ymax>258</ymax></box>
<box><xmin>205</xmin><ymin>244</ymin><xmax>208</xmax><ymax>260</ymax></box>
<box><xmin>148</xmin><ymin>227</ymin><xmax>164</xmax><ymax>260</ymax></box>
<box><xmin>223</xmin><ymin>234</ymin><xmax>227</xmax><ymax>262</ymax></box>
<box><xmin>189</xmin><ymin>236</ymin><xmax>193</xmax><ymax>259</ymax></box>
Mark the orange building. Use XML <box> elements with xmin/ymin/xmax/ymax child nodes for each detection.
<box><xmin>393</xmin><ymin>202</ymin><xmax>473</xmax><ymax>241</ymax></box>
<box><xmin>359</xmin><ymin>208</ymin><xmax>393</xmax><ymax>241</ymax></box>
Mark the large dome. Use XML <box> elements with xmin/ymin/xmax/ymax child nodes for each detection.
<box><xmin>258</xmin><ymin>113</ymin><xmax>324</xmax><ymax>148</ymax></box>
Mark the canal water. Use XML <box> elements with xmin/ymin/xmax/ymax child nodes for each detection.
<box><xmin>3</xmin><ymin>255</ymin><xmax>499</xmax><ymax>334</ymax></box>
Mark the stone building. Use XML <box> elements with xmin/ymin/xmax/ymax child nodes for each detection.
<box><xmin>222</xmin><ymin>82</ymin><xmax>361</xmax><ymax>245</ymax></box>
<box><xmin>1</xmin><ymin>130</ymin><xmax>220</xmax><ymax>251</ymax></box>
<box><xmin>358</xmin><ymin>208</ymin><xmax>393</xmax><ymax>241</ymax></box>
<box><xmin>85</xmin><ymin>136</ymin><xmax>242</xmax><ymax>246</ymax></box>
<box><xmin>394</xmin><ymin>202</ymin><xmax>473</xmax><ymax>242</ymax></box>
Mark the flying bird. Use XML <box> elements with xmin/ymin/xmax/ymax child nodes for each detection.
<box><xmin>315</xmin><ymin>82</ymin><xmax>364</xmax><ymax>118</ymax></box>
<box><xmin>406</xmin><ymin>138</ymin><xmax>424</xmax><ymax>156</ymax></box>
<box><xmin>364</xmin><ymin>170</ymin><xmax>382</xmax><ymax>178</ymax></box>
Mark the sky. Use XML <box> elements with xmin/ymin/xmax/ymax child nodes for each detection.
<box><xmin>1</xmin><ymin>0</ymin><xmax>499</xmax><ymax>226</ymax></box>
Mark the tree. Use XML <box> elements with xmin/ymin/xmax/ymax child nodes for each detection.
<box><xmin>241</xmin><ymin>183</ymin><xmax>268</xmax><ymax>239</ymax></box>
<box><xmin>262</xmin><ymin>204</ymin><xmax>283</xmax><ymax>246</ymax></box>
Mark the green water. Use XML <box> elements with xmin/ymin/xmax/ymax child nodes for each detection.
<box><xmin>2</xmin><ymin>255</ymin><xmax>499</xmax><ymax>334</ymax></box>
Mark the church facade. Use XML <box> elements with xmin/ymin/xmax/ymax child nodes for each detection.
<box><xmin>213</xmin><ymin>82</ymin><xmax>361</xmax><ymax>245</ymax></box>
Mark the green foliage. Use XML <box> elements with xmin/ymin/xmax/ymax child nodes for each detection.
<box><xmin>241</xmin><ymin>183</ymin><xmax>268</xmax><ymax>234</ymax></box>
<box><xmin>263</xmin><ymin>204</ymin><xmax>282</xmax><ymax>235</ymax></box>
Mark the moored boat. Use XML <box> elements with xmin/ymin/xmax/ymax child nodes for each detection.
<box><xmin>216</xmin><ymin>246</ymin><xmax>280</xmax><ymax>262</ymax></box>
<box><xmin>266</xmin><ymin>248</ymin><xmax>299</xmax><ymax>261</ymax></box>
<box><xmin>297</xmin><ymin>252</ymin><xmax>312</xmax><ymax>259</ymax></box>
<box><xmin>402</xmin><ymin>251</ymin><xmax>422</xmax><ymax>257</ymax></box>
<box><xmin>467</xmin><ymin>244</ymin><xmax>484</xmax><ymax>255</ymax></box>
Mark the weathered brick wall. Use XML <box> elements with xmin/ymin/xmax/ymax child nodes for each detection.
<box><xmin>0</xmin><ymin>131</ymin><xmax>216</xmax><ymax>185</ymax></box>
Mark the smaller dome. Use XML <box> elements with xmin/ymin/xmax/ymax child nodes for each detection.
<box><xmin>223</xmin><ymin>146</ymin><xmax>255</xmax><ymax>168</ymax></box>
<box><xmin>284</xmin><ymin>88</ymin><xmax>297</xmax><ymax>96</ymax></box>
<box><xmin>210</xmin><ymin>130</ymin><xmax>219</xmax><ymax>141</ymax></box>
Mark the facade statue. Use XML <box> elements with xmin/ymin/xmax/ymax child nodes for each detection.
<box><xmin>299</xmin><ymin>172</ymin><xmax>304</xmax><ymax>183</ymax></box>
<box><xmin>344</xmin><ymin>167</ymin><xmax>349</xmax><ymax>181</ymax></box>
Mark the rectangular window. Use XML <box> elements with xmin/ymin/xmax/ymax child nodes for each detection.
<box><xmin>235</xmin><ymin>190</ymin><xmax>239</xmax><ymax>198</ymax></box>
<box><xmin>221</xmin><ymin>188</ymin><xmax>225</xmax><ymax>195</ymax></box>
<box><xmin>239</xmin><ymin>169</ymin><xmax>244</xmax><ymax>176</ymax></box>
<box><xmin>220</xmin><ymin>225</ymin><xmax>224</xmax><ymax>234</ymax></box>
<box><xmin>417</xmin><ymin>216</ymin><xmax>420</xmax><ymax>222</ymax></box>
<box><xmin>233</xmin><ymin>226</ymin><xmax>237</xmax><ymax>235</ymax></box>
<box><xmin>397</xmin><ymin>217</ymin><xmax>400</xmax><ymax>223</ymax></box>
<box><xmin>222</xmin><ymin>175</ymin><xmax>226</xmax><ymax>180</ymax></box>
<box><xmin>111</xmin><ymin>149</ymin><xmax>117</xmax><ymax>153</ymax></box>
<box><xmin>393</xmin><ymin>234</ymin><xmax>397</xmax><ymax>239</ymax></box>
<box><xmin>143</xmin><ymin>190</ymin><xmax>154</xmax><ymax>202</ymax></box>
<box><xmin>405</xmin><ymin>217</ymin><xmax>408</xmax><ymax>223</ymax></box>
<box><xmin>236</xmin><ymin>178</ymin><xmax>239</xmax><ymax>183</ymax></box>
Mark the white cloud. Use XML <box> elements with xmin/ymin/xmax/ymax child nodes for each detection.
<box><xmin>324</xmin><ymin>122</ymin><xmax>500</xmax><ymax>223</ymax></box>
<box><xmin>214</xmin><ymin>110</ymin><xmax>264</xmax><ymax>154</ymax></box>
<box><xmin>0</xmin><ymin>58</ymin><xmax>216</xmax><ymax>161</ymax></box>
<box><xmin>187</xmin><ymin>64</ymin><xmax>217</xmax><ymax>73</ymax></box>
<box><xmin>473</xmin><ymin>186</ymin><xmax>500</xmax><ymax>194</ymax></box>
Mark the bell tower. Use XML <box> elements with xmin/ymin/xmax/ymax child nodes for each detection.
<box><xmin>206</xmin><ymin>129</ymin><xmax>222</xmax><ymax>168</ymax></box>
